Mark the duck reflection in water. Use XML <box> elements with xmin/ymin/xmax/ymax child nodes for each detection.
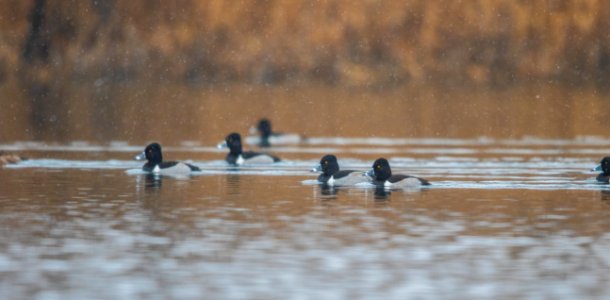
<box><xmin>600</xmin><ymin>190</ymin><xmax>610</xmax><ymax>205</ymax></box>
<box><xmin>134</xmin><ymin>173</ymin><xmax>163</xmax><ymax>192</ymax></box>
<box><xmin>315</xmin><ymin>184</ymin><xmax>391</xmax><ymax>202</ymax></box>
<box><xmin>319</xmin><ymin>184</ymin><xmax>338</xmax><ymax>198</ymax></box>
<box><xmin>374</xmin><ymin>186</ymin><xmax>391</xmax><ymax>200</ymax></box>
<box><xmin>145</xmin><ymin>173</ymin><xmax>163</xmax><ymax>189</ymax></box>
<box><xmin>137</xmin><ymin>172</ymin><xmax>198</xmax><ymax>192</ymax></box>
<box><xmin>226</xmin><ymin>174</ymin><xmax>242</xmax><ymax>196</ymax></box>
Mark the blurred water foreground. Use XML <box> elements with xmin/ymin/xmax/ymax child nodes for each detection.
<box><xmin>1</xmin><ymin>1</ymin><xmax>610</xmax><ymax>143</ymax></box>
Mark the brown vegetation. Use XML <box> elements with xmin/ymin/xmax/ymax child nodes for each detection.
<box><xmin>1</xmin><ymin>0</ymin><xmax>609</xmax><ymax>87</ymax></box>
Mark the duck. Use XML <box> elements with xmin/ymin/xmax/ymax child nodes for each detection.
<box><xmin>218</xmin><ymin>132</ymin><xmax>280</xmax><ymax>165</ymax></box>
<box><xmin>135</xmin><ymin>142</ymin><xmax>200</xmax><ymax>174</ymax></box>
<box><xmin>365</xmin><ymin>158</ymin><xmax>430</xmax><ymax>188</ymax></box>
<box><xmin>593</xmin><ymin>156</ymin><xmax>610</xmax><ymax>183</ymax></box>
<box><xmin>312</xmin><ymin>154</ymin><xmax>367</xmax><ymax>186</ymax></box>
<box><xmin>253</xmin><ymin>118</ymin><xmax>273</xmax><ymax>147</ymax></box>
<box><xmin>246</xmin><ymin>118</ymin><xmax>302</xmax><ymax>147</ymax></box>
<box><xmin>0</xmin><ymin>151</ymin><xmax>23</xmax><ymax>166</ymax></box>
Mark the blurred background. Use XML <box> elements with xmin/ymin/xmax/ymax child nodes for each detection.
<box><xmin>1</xmin><ymin>0</ymin><xmax>609</xmax><ymax>144</ymax></box>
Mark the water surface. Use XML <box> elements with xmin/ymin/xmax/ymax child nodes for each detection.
<box><xmin>2</xmin><ymin>137</ymin><xmax>610</xmax><ymax>299</ymax></box>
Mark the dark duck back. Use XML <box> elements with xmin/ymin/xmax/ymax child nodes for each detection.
<box><xmin>312</xmin><ymin>154</ymin><xmax>364</xmax><ymax>186</ymax></box>
<box><xmin>135</xmin><ymin>143</ymin><xmax>200</xmax><ymax>174</ymax></box>
<box><xmin>222</xmin><ymin>132</ymin><xmax>280</xmax><ymax>165</ymax></box>
<box><xmin>594</xmin><ymin>157</ymin><xmax>610</xmax><ymax>183</ymax></box>
<box><xmin>365</xmin><ymin>158</ymin><xmax>430</xmax><ymax>187</ymax></box>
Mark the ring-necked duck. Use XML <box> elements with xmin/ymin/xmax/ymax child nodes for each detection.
<box><xmin>365</xmin><ymin>158</ymin><xmax>430</xmax><ymax>187</ymax></box>
<box><xmin>312</xmin><ymin>154</ymin><xmax>366</xmax><ymax>186</ymax></box>
<box><xmin>593</xmin><ymin>157</ymin><xmax>610</xmax><ymax>183</ymax></box>
<box><xmin>218</xmin><ymin>132</ymin><xmax>280</xmax><ymax>165</ymax></box>
<box><xmin>135</xmin><ymin>143</ymin><xmax>200</xmax><ymax>174</ymax></box>
<box><xmin>246</xmin><ymin>118</ymin><xmax>302</xmax><ymax>147</ymax></box>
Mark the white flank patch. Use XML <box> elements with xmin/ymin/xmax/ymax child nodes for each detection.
<box><xmin>157</xmin><ymin>163</ymin><xmax>192</xmax><ymax>177</ymax></box>
<box><xmin>239</xmin><ymin>155</ymin><xmax>276</xmax><ymax>164</ymax></box>
<box><xmin>402</xmin><ymin>177</ymin><xmax>423</xmax><ymax>186</ymax></box>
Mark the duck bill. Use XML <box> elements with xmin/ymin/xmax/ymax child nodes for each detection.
<box><xmin>217</xmin><ymin>141</ymin><xmax>228</xmax><ymax>149</ymax></box>
<box><xmin>364</xmin><ymin>169</ymin><xmax>375</xmax><ymax>178</ymax></box>
<box><xmin>592</xmin><ymin>165</ymin><xmax>602</xmax><ymax>172</ymax></box>
<box><xmin>311</xmin><ymin>164</ymin><xmax>322</xmax><ymax>172</ymax></box>
<box><xmin>134</xmin><ymin>151</ymin><xmax>146</xmax><ymax>161</ymax></box>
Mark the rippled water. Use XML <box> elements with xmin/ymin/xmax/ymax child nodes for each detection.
<box><xmin>2</xmin><ymin>137</ymin><xmax>610</xmax><ymax>299</ymax></box>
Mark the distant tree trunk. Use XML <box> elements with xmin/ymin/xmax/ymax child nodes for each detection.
<box><xmin>23</xmin><ymin>0</ymin><xmax>48</xmax><ymax>63</ymax></box>
<box><xmin>21</xmin><ymin>0</ymin><xmax>66</xmax><ymax>141</ymax></box>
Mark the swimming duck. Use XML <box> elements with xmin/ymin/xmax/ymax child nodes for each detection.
<box><xmin>246</xmin><ymin>118</ymin><xmax>302</xmax><ymax>147</ymax></box>
<box><xmin>0</xmin><ymin>151</ymin><xmax>22</xmax><ymax>166</ymax></box>
<box><xmin>365</xmin><ymin>158</ymin><xmax>430</xmax><ymax>187</ymax></box>
<box><xmin>218</xmin><ymin>132</ymin><xmax>280</xmax><ymax>165</ymax></box>
<box><xmin>593</xmin><ymin>157</ymin><xmax>610</xmax><ymax>183</ymax></box>
<box><xmin>312</xmin><ymin>154</ymin><xmax>366</xmax><ymax>186</ymax></box>
<box><xmin>135</xmin><ymin>142</ymin><xmax>200</xmax><ymax>174</ymax></box>
<box><xmin>254</xmin><ymin>118</ymin><xmax>273</xmax><ymax>147</ymax></box>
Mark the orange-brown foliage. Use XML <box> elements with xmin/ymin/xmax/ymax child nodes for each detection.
<box><xmin>1</xmin><ymin>0</ymin><xmax>610</xmax><ymax>87</ymax></box>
